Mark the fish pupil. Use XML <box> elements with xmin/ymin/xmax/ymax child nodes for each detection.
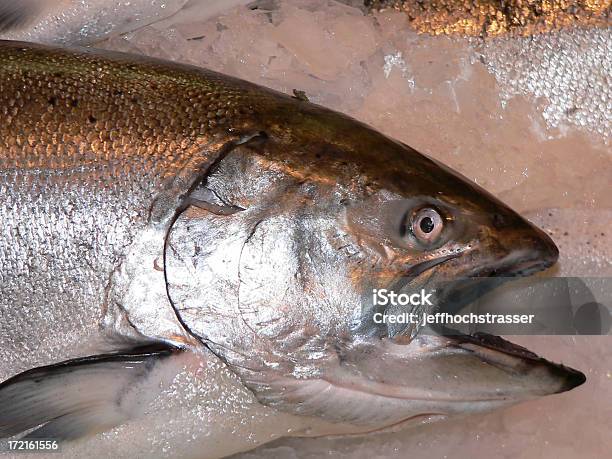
<box><xmin>420</xmin><ymin>217</ymin><xmax>435</xmax><ymax>233</ymax></box>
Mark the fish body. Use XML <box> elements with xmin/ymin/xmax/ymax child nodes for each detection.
<box><xmin>0</xmin><ymin>40</ymin><xmax>262</xmax><ymax>376</ymax></box>
<box><xmin>0</xmin><ymin>41</ymin><xmax>584</xmax><ymax>457</ymax></box>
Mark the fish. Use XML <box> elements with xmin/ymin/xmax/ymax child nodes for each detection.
<box><xmin>0</xmin><ymin>40</ymin><xmax>585</xmax><ymax>457</ymax></box>
<box><xmin>0</xmin><ymin>0</ymin><xmax>253</xmax><ymax>45</ymax></box>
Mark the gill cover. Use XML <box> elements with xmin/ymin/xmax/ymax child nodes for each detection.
<box><xmin>102</xmin><ymin>132</ymin><xmax>267</xmax><ymax>346</ymax></box>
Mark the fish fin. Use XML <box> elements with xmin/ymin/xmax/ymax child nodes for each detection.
<box><xmin>0</xmin><ymin>1</ymin><xmax>40</xmax><ymax>32</ymax></box>
<box><xmin>0</xmin><ymin>343</ymin><xmax>177</xmax><ymax>440</ymax></box>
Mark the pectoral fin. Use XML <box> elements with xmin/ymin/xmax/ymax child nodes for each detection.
<box><xmin>0</xmin><ymin>344</ymin><xmax>177</xmax><ymax>440</ymax></box>
<box><xmin>0</xmin><ymin>1</ymin><xmax>40</xmax><ymax>32</ymax></box>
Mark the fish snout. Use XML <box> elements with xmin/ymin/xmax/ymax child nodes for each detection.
<box><xmin>479</xmin><ymin>210</ymin><xmax>559</xmax><ymax>278</ymax></box>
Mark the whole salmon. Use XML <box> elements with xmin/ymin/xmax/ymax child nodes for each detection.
<box><xmin>0</xmin><ymin>41</ymin><xmax>584</xmax><ymax>457</ymax></box>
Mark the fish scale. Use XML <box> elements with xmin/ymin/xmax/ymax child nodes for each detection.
<box><xmin>0</xmin><ymin>41</ymin><xmax>264</xmax><ymax>379</ymax></box>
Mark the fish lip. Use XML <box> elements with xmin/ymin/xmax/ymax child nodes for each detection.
<box><xmin>446</xmin><ymin>332</ymin><xmax>587</xmax><ymax>394</ymax></box>
<box><xmin>342</xmin><ymin>333</ymin><xmax>586</xmax><ymax>405</ymax></box>
<box><xmin>428</xmin><ymin>243</ymin><xmax>559</xmax><ymax>317</ymax></box>
<box><xmin>469</xmin><ymin>250</ymin><xmax>557</xmax><ymax>278</ymax></box>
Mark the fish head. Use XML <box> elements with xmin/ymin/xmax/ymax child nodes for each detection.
<box><xmin>272</xmin><ymin>102</ymin><xmax>559</xmax><ymax>288</ymax></box>
<box><xmin>164</xmin><ymin>98</ymin><xmax>582</xmax><ymax>433</ymax></box>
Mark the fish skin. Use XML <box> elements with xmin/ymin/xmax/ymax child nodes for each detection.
<box><xmin>0</xmin><ymin>40</ymin><xmax>270</xmax><ymax>378</ymax></box>
<box><xmin>0</xmin><ymin>41</ymin><xmax>582</xmax><ymax>450</ymax></box>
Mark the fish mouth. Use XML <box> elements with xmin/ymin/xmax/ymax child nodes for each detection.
<box><xmin>414</xmin><ymin>217</ymin><xmax>561</xmax><ymax>321</ymax></box>
<box><xmin>345</xmin><ymin>223</ymin><xmax>584</xmax><ymax>425</ymax></box>
<box><xmin>386</xmin><ymin>265</ymin><xmax>585</xmax><ymax>397</ymax></box>
<box><xmin>464</xmin><ymin>248</ymin><xmax>558</xmax><ymax>278</ymax></box>
<box><xmin>386</xmin><ymin>239</ymin><xmax>558</xmax><ymax>337</ymax></box>
<box><xmin>289</xmin><ymin>325</ymin><xmax>586</xmax><ymax>433</ymax></box>
<box><xmin>313</xmin><ymin>330</ymin><xmax>586</xmax><ymax>429</ymax></box>
<box><xmin>351</xmin><ymin>232</ymin><xmax>579</xmax><ymax>418</ymax></box>
<box><xmin>342</xmin><ymin>332</ymin><xmax>586</xmax><ymax>402</ymax></box>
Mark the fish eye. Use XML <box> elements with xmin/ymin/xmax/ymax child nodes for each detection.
<box><xmin>409</xmin><ymin>207</ymin><xmax>444</xmax><ymax>244</ymax></box>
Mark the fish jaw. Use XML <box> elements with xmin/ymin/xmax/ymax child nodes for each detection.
<box><xmin>374</xmin><ymin>332</ymin><xmax>586</xmax><ymax>402</ymax></box>
<box><xmin>248</xmin><ymin>332</ymin><xmax>585</xmax><ymax>430</ymax></box>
